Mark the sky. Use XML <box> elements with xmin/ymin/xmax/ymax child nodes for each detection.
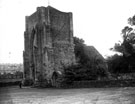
<box><xmin>0</xmin><ymin>0</ymin><xmax>135</xmax><ymax>63</ymax></box>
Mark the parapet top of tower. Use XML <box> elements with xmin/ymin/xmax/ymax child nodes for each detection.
<box><xmin>25</xmin><ymin>6</ymin><xmax>73</xmax><ymax>33</ymax></box>
<box><xmin>27</xmin><ymin>6</ymin><xmax>72</xmax><ymax>17</ymax></box>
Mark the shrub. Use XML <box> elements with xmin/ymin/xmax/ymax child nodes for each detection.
<box><xmin>23</xmin><ymin>79</ymin><xmax>34</xmax><ymax>86</ymax></box>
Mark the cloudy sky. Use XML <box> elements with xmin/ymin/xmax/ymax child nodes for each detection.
<box><xmin>0</xmin><ymin>0</ymin><xmax>135</xmax><ymax>63</ymax></box>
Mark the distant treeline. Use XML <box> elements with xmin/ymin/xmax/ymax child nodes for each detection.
<box><xmin>0</xmin><ymin>63</ymin><xmax>23</xmax><ymax>74</ymax></box>
<box><xmin>0</xmin><ymin>71</ymin><xmax>23</xmax><ymax>79</ymax></box>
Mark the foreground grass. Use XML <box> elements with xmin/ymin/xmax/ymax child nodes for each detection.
<box><xmin>0</xmin><ymin>86</ymin><xmax>135</xmax><ymax>104</ymax></box>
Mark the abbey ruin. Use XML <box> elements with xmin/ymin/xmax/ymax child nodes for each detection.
<box><xmin>23</xmin><ymin>6</ymin><xmax>75</xmax><ymax>86</ymax></box>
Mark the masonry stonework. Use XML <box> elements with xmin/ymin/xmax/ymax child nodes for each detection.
<box><xmin>23</xmin><ymin>6</ymin><xmax>75</xmax><ymax>86</ymax></box>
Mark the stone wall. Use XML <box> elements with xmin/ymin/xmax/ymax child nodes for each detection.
<box><xmin>23</xmin><ymin>6</ymin><xmax>75</xmax><ymax>86</ymax></box>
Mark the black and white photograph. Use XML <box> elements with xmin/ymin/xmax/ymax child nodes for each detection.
<box><xmin>0</xmin><ymin>0</ymin><xmax>135</xmax><ymax>103</ymax></box>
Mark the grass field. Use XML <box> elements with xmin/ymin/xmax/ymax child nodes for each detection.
<box><xmin>0</xmin><ymin>86</ymin><xmax>135</xmax><ymax>104</ymax></box>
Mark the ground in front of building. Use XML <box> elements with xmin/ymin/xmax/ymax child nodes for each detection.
<box><xmin>0</xmin><ymin>86</ymin><xmax>135</xmax><ymax>104</ymax></box>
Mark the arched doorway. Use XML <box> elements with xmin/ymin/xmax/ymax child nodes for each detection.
<box><xmin>51</xmin><ymin>71</ymin><xmax>58</xmax><ymax>87</ymax></box>
<box><xmin>51</xmin><ymin>71</ymin><xmax>62</xmax><ymax>87</ymax></box>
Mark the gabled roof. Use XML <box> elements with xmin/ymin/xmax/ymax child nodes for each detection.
<box><xmin>83</xmin><ymin>45</ymin><xmax>106</xmax><ymax>62</ymax></box>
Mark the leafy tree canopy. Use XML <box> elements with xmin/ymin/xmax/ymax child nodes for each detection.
<box><xmin>109</xmin><ymin>15</ymin><xmax>135</xmax><ymax>74</ymax></box>
<box><xmin>111</xmin><ymin>15</ymin><xmax>135</xmax><ymax>57</ymax></box>
<box><xmin>73</xmin><ymin>36</ymin><xmax>108</xmax><ymax>79</ymax></box>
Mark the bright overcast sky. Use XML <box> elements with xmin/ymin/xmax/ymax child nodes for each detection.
<box><xmin>0</xmin><ymin>0</ymin><xmax>135</xmax><ymax>63</ymax></box>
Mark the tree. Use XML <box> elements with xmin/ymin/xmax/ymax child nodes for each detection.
<box><xmin>107</xmin><ymin>54</ymin><xmax>129</xmax><ymax>74</ymax></box>
<box><xmin>73</xmin><ymin>37</ymin><xmax>108</xmax><ymax>80</ymax></box>
<box><xmin>112</xmin><ymin>15</ymin><xmax>135</xmax><ymax>56</ymax></box>
<box><xmin>110</xmin><ymin>15</ymin><xmax>135</xmax><ymax>73</ymax></box>
<box><xmin>73</xmin><ymin>36</ymin><xmax>85</xmax><ymax>63</ymax></box>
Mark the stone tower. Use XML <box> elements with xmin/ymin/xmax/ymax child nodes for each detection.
<box><xmin>23</xmin><ymin>6</ymin><xmax>75</xmax><ymax>86</ymax></box>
